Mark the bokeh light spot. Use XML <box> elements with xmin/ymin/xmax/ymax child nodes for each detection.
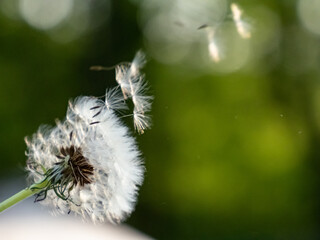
<box><xmin>19</xmin><ymin>0</ymin><xmax>73</xmax><ymax>30</ymax></box>
<box><xmin>298</xmin><ymin>0</ymin><xmax>320</xmax><ymax>35</ymax></box>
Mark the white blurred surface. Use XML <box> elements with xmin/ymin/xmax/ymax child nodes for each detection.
<box><xmin>0</xmin><ymin>180</ymin><xmax>153</xmax><ymax>240</ymax></box>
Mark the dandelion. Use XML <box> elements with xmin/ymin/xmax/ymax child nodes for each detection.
<box><xmin>0</xmin><ymin>52</ymin><xmax>152</xmax><ymax>224</ymax></box>
<box><xmin>231</xmin><ymin>3</ymin><xmax>251</xmax><ymax>39</ymax></box>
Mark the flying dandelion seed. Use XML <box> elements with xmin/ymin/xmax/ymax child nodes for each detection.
<box><xmin>0</xmin><ymin>51</ymin><xmax>152</xmax><ymax>224</ymax></box>
<box><xmin>207</xmin><ymin>28</ymin><xmax>221</xmax><ymax>62</ymax></box>
<box><xmin>104</xmin><ymin>87</ymin><xmax>128</xmax><ymax>111</ymax></box>
<box><xmin>115</xmin><ymin>51</ymin><xmax>153</xmax><ymax>133</ymax></box>
<box><xmin>231</xmin><ymin>3</ymin><xmax>251</xmax><ymax>39</ymax></box>
<box><xmin>198</xmin><ymin>24</ymin><xmax>221</xmax><ymax>63</ymax></box>
<box><xmin>91</xmin><ymin>52</ymin><xmax>152</xmax><ymax>134</ymax></box>
<box><xmin>115</xmin><ymin>51</ymin><xmax>146</xmax><ymax>98</ymax></box>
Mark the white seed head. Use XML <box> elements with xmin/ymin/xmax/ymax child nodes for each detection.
<box><xmin>25</xmin><ymin>52</ymin><xmax>152</xmax><ymax>223</ymax></box>
<box><xmin>26</xmin><ymin>97</ymin><xmax>144</xmax><ymax>224</ymax></box>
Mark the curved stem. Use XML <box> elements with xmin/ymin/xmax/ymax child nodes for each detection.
<box><xmin>0</xmin><ymin>179</ymin><xmax>49</xmax><ymax>213</ymax></box>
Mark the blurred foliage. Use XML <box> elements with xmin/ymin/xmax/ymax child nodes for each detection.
<box><xmin>1</xmin><ymin>0</ymin><xmax>320</xmax><ymax>239</ymax></box>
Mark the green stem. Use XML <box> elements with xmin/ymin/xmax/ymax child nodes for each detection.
<box><xmin>0</xmin><ymin>179</ymin><xmax>49</xmax><ymax>213</ymax></box>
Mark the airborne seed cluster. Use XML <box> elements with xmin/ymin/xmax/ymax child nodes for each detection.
<box><xmin>25</xmin><ymin>52</ymin><xmax>151</xmax><ymax>223</ymax></box>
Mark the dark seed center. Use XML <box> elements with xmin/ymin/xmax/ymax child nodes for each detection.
<box><xmin>57</xmin><ymin>146</ymin><xmax>94</xmax><ymax>187</ymax></box>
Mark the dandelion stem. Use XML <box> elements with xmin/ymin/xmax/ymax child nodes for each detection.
<box><xmin>0</xmin><ymin>179</ymin><xmax>49</xmax><ymax>213</ymax></box>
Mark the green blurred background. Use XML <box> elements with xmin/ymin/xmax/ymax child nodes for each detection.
<box><xmin>1</xmin><ymin>0</ymin><xmax>320</xmax><ymax>239</ymax></box>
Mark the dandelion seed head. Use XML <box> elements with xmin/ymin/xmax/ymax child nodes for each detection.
<box><xmin>25</xmin><ymin>51</ymin><xmax>152</xmax><ymax>223</ymax></box>
<box><xmin>26</xmin><ymin>96</ymin><xmax>144</xmax><ymax>223</ymax></box>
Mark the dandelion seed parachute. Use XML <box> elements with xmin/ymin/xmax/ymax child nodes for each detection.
<box><xmin>207</xmin><ymin>28</ymin><xmax>220</xmax><ymax>62</ymax></box>
<box><xmin>115</xmin><ymin>51</ymin><xmax>153</xmax><ymax>133</ymax></box>
<box><xmin>115</xmin><ymin>51</ymin><xmax>146</xmax><ymax>99</ymax></box>
<box><xmin>25</xmin><ymin>52</ymin><xmax>152</xmax><ymax>223</ymax></box>
<box><xmin>198</xmin><ymin>25</ymin><xmax>221</xmax><ymax>63</ymax></box>
<box><xmin>231</xmin><ymin>3</ymin><xmax>251</xmax><ymax>39</ymax></box>
<box><xmin>104</xmin><ymin>87</ymin><xmax>128</xmax><ymax>111</ymax></box>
